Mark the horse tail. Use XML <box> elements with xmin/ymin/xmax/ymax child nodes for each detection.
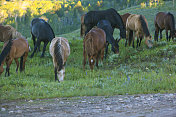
<box><xmin>139</xmin><ymin>15</ymin><xmax>150</xmax><ymax>37</ymax></box>
<box><xmin>54</xmin><ymin>39</ymin><xmax>63</xmax><ymax>71</ymax></box>
<box><xmin>0</xmin><ymin>39</ymin><xmax>13</xmax><ymax>65</ymax></box>
<box><xmin>168</xmin><ymin>12</ymin><xmax>175</xmax><ymax>32</ymax></box>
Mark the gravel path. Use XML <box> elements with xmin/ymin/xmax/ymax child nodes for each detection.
<box><xmin>1</xmin><ymin>93</ymin><xmax>176</xmax><ymax>117</ymax></box>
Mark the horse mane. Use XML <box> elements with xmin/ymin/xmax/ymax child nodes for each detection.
<box><xmin>168</xmin><ymin>12</ymin><xmax>175</xmax><ymax>31</ymax></box>
<box><xmin>54</xmin><ymin>39</ymin><xmax>63</xmax><ymax>71</ymax></box>
<box><xmin>139</xmin><ymin>15</ymin><xmax>150</xmax><ymax>37</ymax></box>
<box><xmin>0</xmin><ymin>39</ymin><xmax>13</xmax><ymax>65</ymax></box>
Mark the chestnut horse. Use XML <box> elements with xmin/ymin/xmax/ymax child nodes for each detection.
<box><xmin>0</xmin><ymin>37</ymin><xmax>29</xmax><ymax>76</ymax></box>
<box><xmin>49</xmin><ymin>37</ymin><xmax>70</xmax><ymax>82</ymax></box>
<box><xmin>0</xmin><ymin>25</ymin><xmax>23</xmax><ymax>42</ymax></box>
<box><xmin>83</xmin><ymin>27</ymin><xmax>106</xmax><ymax>70</ymax></box>
<box><xmin>126</xmin><ymin>14</ymin><xmax>153</xmax><ymax>48</ymax></box>
<box><xmin>154</xmin><ymin>12</ymin><xmax>176</xmax><ymax>41</ymax></box>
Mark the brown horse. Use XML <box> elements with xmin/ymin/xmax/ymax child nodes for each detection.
<box><xmin>126</xmin><ymin>14</ymin><xmax>153</xmax><ymax>48</ymax></box>
<box><xmin>0</xmin><ymin>37</ymin><xmax>29</xmax><ymax>76</ymax></box>
<box><xmin>0</xmin><ymin>25</ymin><xmax>23</xmax><ymax>42</ymax></box>
<box><xmin>80</xmin><ymin>14</ymin><xmax>85</xmax><ymax>37</ymax></box>
<box><xmin>83</xmin><ymin>27</ymin><xmax>106</xmax><ymax>70</ymax></box>
<box><xmin>49</xmin><ymin>37</ymin><xmax>70</xmax><ymax>82</ymax></box>
<box><xmin>154</xmin><ymin>12</ymin><xmax>176</xmax><ymax>41</ymax></box>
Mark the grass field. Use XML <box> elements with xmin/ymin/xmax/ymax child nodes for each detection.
<box><xmin>0</xmin><ymin>1</ymin><xmax>176</xmax><ymax>101</ymax></box>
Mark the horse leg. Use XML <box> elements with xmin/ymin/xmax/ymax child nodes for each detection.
<box><xmin>160</xmin><ymin>29</ymin><xmax>163</xmax><ymax>40</ymax></box>
<box><xmin>166</xmin><ymin>30</ymin><xmax>169</xmax><ymax>41</ymax></box>
<box><xmin>105</xmin><ymin>43</ymin><xmax>109</xmax><ymax>59</ymax></box>
<box><xmin>136</xmin><ymin>38</ymin><xmax>139</xmax><ymax>48</ymax></box>
<box><xmin>20</xmin><ymin>52</ymin><xmax>28</xmax><ymax>72</ymax></box>
<box><xmin>5</xmin><ymin>58</ymin><xmax>13</xmax><ymax>77</ymax></box>
<box><xmin>169</xmin><ymin>30</ymin><xmax>172</xmax><ymax>41</ymax></box>
<box><xmin>30</xmin><ymin>39</ymin><xmax>40</xmax><ymax>58</ymax></box>
<box><xmin>54</xmin><ymin>67</ymin><xmax>59</xmax><ymax>82</ymax></box>
<box><xmin>41</xmin><ymin>42</ymin><xmax>48</xmax><ymax>58</ymax></box>
<box><xmin>83</xmin><ymin>41</ymin><xmax>87</xmax><ymax>70</ymax></box>
<box><xmin>154</xmin><ymin>25</ymin><xmax>159</xmax><ymax>41</ymax></box>
<box><xmin>126</xmin><ymin>28</ymin><xmax>130</xmax><ymax>46</ymax></box>
<box><xmin>14</xmin><ymin>58</ymin><xmax>19</xmax><ymax>73</ymax></box>
<box><xmin>139</xmin><ymin>37</ymin><xmax>142</xmax><ymax>47</ymax></box>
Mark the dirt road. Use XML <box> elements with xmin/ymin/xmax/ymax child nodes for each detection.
<box><xmin>1</xmin><ymin>93</ymin><xmax>176</xmax><ymax>117</ymax></box>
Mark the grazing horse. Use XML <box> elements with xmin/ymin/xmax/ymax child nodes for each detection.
<box><xmin>83</xmin><ymin>27</ymin><xmax>106</xmax><ymax>70</ymax></box>
<box><xmin>154</xmin><ymin>12</ymin><xmax>176</xmax><ymax>41</ymax></box>
<box><xmin>30</xmin><ymin>18</ymin><xmax>55</xmax><ymax>58</ymax></box>
<box><xmin>97</xmin><ymin>20</ymin><xmax>120</xmax><ymax>58</ymax></box>
<box><xmin>81</xmin><ymin>8</ymin><xmax>126</xmax><ymax>39</ymax></box>
<box><xmin>126</xmin><ymin>14</ymin><xmax>153</xmax><ymax>48</ymax></box>
<box><xmin>0</xmin><ymin>37</ymin><xmax>29</xmax><ymax>76</ymax></box>
<box><xmin>0</xmin><ymin>25</ymin><xmax>23</xmax><ymax>42</ymax></box>
<box><xmin>49</xmin><ymin>37</ymin><xmax>70</xmax><ymax>82</ymax></box>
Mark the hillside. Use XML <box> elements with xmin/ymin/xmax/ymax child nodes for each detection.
<box><xmin>0</xmin><ymin>1</ymin><xmax>176</xmax><ymax>101</ymax></box>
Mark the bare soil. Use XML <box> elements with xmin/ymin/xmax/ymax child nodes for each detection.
<box><xmin>1</xmin><ymin>93</ymin><xmax>176</xmax><ymax>117</ymax></box>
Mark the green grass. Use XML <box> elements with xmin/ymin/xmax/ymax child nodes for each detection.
<box><xmin>0</xmin><ymin>1</ymin><xmax>176</xmax><ymax>101</ymax></box>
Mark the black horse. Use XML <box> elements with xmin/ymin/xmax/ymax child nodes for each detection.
<box><xmin>84</xmin><ymin>8</ymin><xmax>126</xmax><ymax>39</ymax></box>
<box><xmin>97</xmin><ymin>20</ymin><xmax>120</xmax><ymax>58</ymax></box>
<box><xmin>30</xmin><ymin>18</ymin><xmax>55</xmax><ymax>58</ymax></box>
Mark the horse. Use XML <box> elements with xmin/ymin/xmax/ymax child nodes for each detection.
<box><xmin>49</xmin><ymin>37</ymin><xmax>70</xmax><ymax>82</ymax></box>
<box><xmin>30</xmin><ymin>18</ymin><xmax>55</xmax><ymax>58</ymax></box>
<box><xmin>83</xmin><ymin>27</ymin><xmax>106</xmax><ymax>70</ymax></box>
<box><xmin>81</xmin><ymin>8</ymin><xmax>126</xmax><ymax>39</ymax></box>
<box><xmin>126</xmin><ymin>14</ymin><xmax>153</xmax><ymax>48</ymax></box>
<box><xmin>0</xmin><ymin>37</ymin><xmax>29</xmax><ymax>76</ymax></box>
<box><xmin>154</xmin><ymin>12</ymin><xmax>176</xmax><ymax>42</ymax></box>
<box><xmin>97</xmin><ymin>20</ymin><xmax>120</xmax><ymax>58</ymax></box>
<box><xmin>0</xmin><ymin>25</ymin><xmax>23</xmax><ymax>42</ymax></box>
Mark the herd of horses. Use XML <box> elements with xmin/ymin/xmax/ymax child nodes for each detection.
<box><xmin>0</xmin><ymin>8</ymin><xmax>176</xmax><ymax>82</ymax></box>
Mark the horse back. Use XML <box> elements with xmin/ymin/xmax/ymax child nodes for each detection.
<box><xmin>31</xmin><ymin>18</ymin><xmax>55</xmax><ymax>41</ymax></box>
<box><xmin>85</xmin><ymin>28</ymin><xmax>106</xmax><ymax>53</ymax></box>
<box><xmin>155</xmin><ymin>12</ymin><xmax>166</xmax><ymax>29</ymax></box>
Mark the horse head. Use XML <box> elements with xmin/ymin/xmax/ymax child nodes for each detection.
<box><xmin>145</xmin><ymin>35</ymin><xmax>153</xmax><ymax>48</ymax></box>
<box><xmin>88</xmin><ymin>54</ymin><xmax>96</xmax><ymax>70</ymax></box>
<box><xmin>57</xmin><ymin>67</ymin><xmax>65</xmax><ymax>82</ymax></box>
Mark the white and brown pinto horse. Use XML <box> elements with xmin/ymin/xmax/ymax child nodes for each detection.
<box><xmin>49</xmin><ymin>37</ymin><xmax>70</xmax><ymax>82</ymax></box>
